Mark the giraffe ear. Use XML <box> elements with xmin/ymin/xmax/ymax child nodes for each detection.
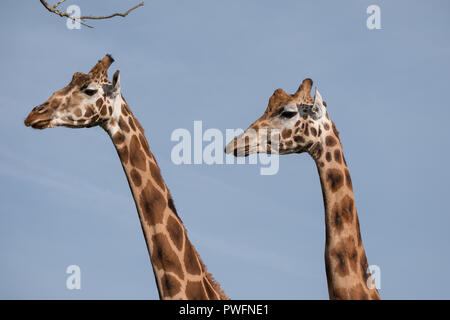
<box><xmin>311</xmin><ymin>87</ymin><xmax>326</xmax><ymax>120</ymax></box>
<box><xmin>108</xmin><ymin>70</ymin><xmax>121</xmax><ymax>97</ymax></box>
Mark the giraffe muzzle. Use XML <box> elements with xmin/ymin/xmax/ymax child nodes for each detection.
<box><xmin>24</xmin><ymin>104</ymin><xmax>54</xmax><ymax>129</ymax></box>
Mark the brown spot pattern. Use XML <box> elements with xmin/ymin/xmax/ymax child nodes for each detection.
<box><xmin>151</xmin><ymin>233</ymin><xmax>184</xmax><ymax>280</ymax></box>
<box><xmin>139</xmin><ymin>134</ymin><xmax>152</xmax><ymax>158</ymax></box>
<box><xmin>334</xmin><ymin>149</ymin><xmax>342</xmax><ymax>163</ymax></box>
<box><xmin>325</xmin><ymin>135</ymin><xmax>337</xmax><ymax>147</ymax></box>
<box><xmin>117</xmin><ymin>146</ymin><xmax>128</xmax><ymax>165</ymax></box>
<box><xmin>160</xmin><ymin>274</ymin><xmax>181</xmax><ymax>298</ymax></box>
<box><xmin>167</xmin><ymin>215</ymin><xmax>184</xmax><ymax>251</ymax></box>
<box><xmin>119</xmin><ymin>116</ymin><xmax>130</xmax><ymax>133</ymax></box>
<box><xmin>130</xmin><ymin>135</ymin><xmax>147</xmax><ymax>171</ymax></box>
<box><xmin>185</xmin><ymin>280</ymin><xmax>208</xmax><ymax>300</ymax></box>
<box><xmin>96</xmin><ymin>98</ymin><xmax>103</xmax><ymax>108</ymax></box>
<box><xmin>184</xmin><ymin>236</ymin><xmax>202</xmax><ymax>275</ymax></box>
<box><xmin>345</xmin><ymin>168</ymin><xmax>353</xmax><ymax>190</ymax></box>
<box><xmin>139</xmin><ymin>182</ymin><xmax>165</xmax><ymax>226</ymax></box>
<box><xmin>112</xmin><ymin>132</ymin><xmax>125</xmax><ymax>145</ymax></box>
<box><xmin>281</xmin><ymin>128</ymin><xmax>292</xmax><ymax>139</ymax></box>
<box><xmin>130</xmin><ymin>168</ymin><xmax>142</xmax><ymax>187</ymax></box>
<box><xmin>326</xmin><ymin>169</ymin><xmax>344</xmax><ymax>192</ymax></box>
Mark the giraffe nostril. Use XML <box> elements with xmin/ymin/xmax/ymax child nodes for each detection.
<box><xmin>33</xmin><ymin>105</ymin><xmax>48</xmax><ymax>113</ymax></box>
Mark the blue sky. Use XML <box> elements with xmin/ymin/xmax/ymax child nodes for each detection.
<box><xmin>1</xmin><ymin>0</ymin><xmax>450</xmax><ymax>299</ymax></box>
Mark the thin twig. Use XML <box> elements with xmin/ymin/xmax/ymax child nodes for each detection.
<box><xmin>52</xmin><ymin>0</ymin><xmax>67</xmax><ymax>9</ymax></box>
<box><xmin>39</xmin><ymin>0</ymin><xmax>144</xmax><ymax>28</ymax></box>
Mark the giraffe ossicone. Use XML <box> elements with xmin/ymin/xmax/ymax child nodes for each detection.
<box><xmin>226</xmin><ymin>78</ymin><xmax>381</xmax><ymax>300</ymax></box>
<box><xmin>25</xmin><ymin>55</ymin><xmax>228</xmax><ymax>300</ymax></box>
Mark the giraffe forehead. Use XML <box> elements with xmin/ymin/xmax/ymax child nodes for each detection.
<box><xmin>265</xmin><ymin>92</ymin><xmax>295</xmax><ymax>114</ymax></box>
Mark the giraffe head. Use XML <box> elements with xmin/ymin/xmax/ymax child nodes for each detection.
<box><xmin>226</xmin><ymin>78</ymin><xmax>331</xmax><ymax>160</ymax></box>
<box><xmin>25</xmin><ymin>55</ymin><xmax>121</xmax><ymax>130</ymax></box>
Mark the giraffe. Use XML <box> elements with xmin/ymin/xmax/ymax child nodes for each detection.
<box><xmin>225</xmin><ymin>78</ymin><xmax>380</xmax><ymax>300</ymax></box>
<box><xmin>24</xmin><ymin>55</ymin><xmax>227</xmax><ymax>300</ymax></box>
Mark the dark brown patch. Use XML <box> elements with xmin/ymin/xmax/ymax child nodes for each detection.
<box><xmin>119</xmin><ymin>116</ymin><xmax>130</xmax><ymax>133</ymax></box>
<box><xmin>294</xmin><ymin>135</ymin><xmax>305</xmax><ymax>143</ymax></box>
<box><xmin>334</xmin><ymin>149</ymin><xmax>342</xmax><ymax>163</ymax></box>
<box><xmin>326</xmin><ymin>169</ymin><xmax>344</xmax><ymax>192</ymax></box>
<box><xmin>281</xmin><ymin>128</ymin><xmax>292</xmax><ymax>139</ymax></box>
<box><xmin>139</xmin><ymin>181</ymin><xmax>166</xmax><ymax>226</ymax></box>
<box><xmin>345</xmin><ymin>168</ymin><xmax>353</xmax><ymax>190</ymax></box>
<box><xmin>295</xmin><ymin>120</ymin><xmax>301</xmax><ymax>126</ymax></box>
<box><xmin>128</xmin><ymin>117</ymin><xmax>136</xmax><ymax>131</ymax></box>
<box><xmin>108</xmin><ymin>106</ymin><xmax>113</xmax><ymax>115</ymax></box>
<box><xmin>100</xmin><ymin>105</ymin><xmax>107</xmax><ymax>116</ymax></box>
<box><xmin>340</xmin><ymin>195</ymin><xmax>355</xmax><ymax>224</ymax></box>
<box><xmin>121</xmin><ymin>104</ymin><xmax>129</xmax><ymax>116</ymax></box>
<box><xmin>74</xmin><ymin>108</ymin><xmax>82</xmax><ymax>117</ymax></box>
<box><xmin>130</xmin><ymin>168</ymin><xmax>142</xmax><ymax>187</ymax></box>
<box><xmin>167</xmin><ymin>215</ymin><xmax>184</xmax><ymax>251</ymax></box>
<box><xmin>310</xmin><ymin>127</ymin><xmax>317</xmax><ymax>137</ymax></box>
<box><xmin>304</xmin><ymin>123</ymin><xmax>309</xmax><ymax>136</ymax></box>
<box><xmin>117</xmin><ymin>146</ymin><xmax>128</xmax><ymax>165</ymax></box>
<box><xmin>285</xmin><ymin>140</ymin><xmax>293</xmax><ymax>147</ymax></box>
<box><xmin>331</xmin><ymin>248</ymin><xmax>348</xmax><ymax>277</ymax></box>
<box><xmin>112</xmin><ymin>131</ymin><xmax>125</xmax><ymax>145</ymax></box>
<box><xmin>325</xmin><ymin>135</ymin><xmax>337</xmax><ymax>147</ymax></box>
<box><xmin>149</xmin><ymin>161</ymin><xmax>165</xmax><ymax>190</ymax></box>
<box><xmin>324</xmin><ymin>123</ymin><xmax>330</xmax><ymax>130</ymax></box>
<box><xmin>96</xmin><ymin>98</ymin><xmax>103</xmax><ymax>108</ymax></box>
<box><xmin>185</xmin><ymin>280</ymin><xmax>208</xmax><ymax>300</ymax></box>
<box><xmin>84</xmin><ymin>106</ymin><xmax>94</xmax><ymax>117</ymax></box>
<box><xmin>332</xmin><ymin>121</ymin><xmax>340</xmax><ymax>138</ymax></box>
<box><xmin>325</xmin><ymin>152</ymin><xmax>332</xmax><ymax>162</ymax></box>
<box><xmin>330</xmin><ymin>236</ymin><xmax>358</xmax><ymax>278</ymax></box>
<box><xmin>151</xmin><ymin>233</ymin><xmax>184</xmax><ymax>280</ymax></box>
<box><xmin>130</xmin><ymin>135</ymin><xmax>147</xmax><ymax>171</ymax></box>
<box><xmin>160</xmin><ymin>274</ymin><xmax>181</xmax><ymax>298</ymax></box>
<box><xmin>168</xmin><ymin>196</ymin><xmax>180</xmax><ymax>219</ymax></box>
<box><xmin>184</xmin><ymin>235</ymin><xmax>202</xmax><ymax>275</ymax></box>
<box><xmin>139</xmin><ymin>133</ymin><xmax>152</xmax><ymax>157</ymax></box>
<box><xmin>318</xmin><ymin>127</ymin><xmax>322</xmax><ymax>137</ymax></box>
<box><xmin>331</xmin><ymin>203</ymin><xmax>343</xmax><ymax>233</ymax></box>
<box><xmin>309</xmin><ymin>142</ymin><xmax>323</xmax><ymax>159</ymax></box>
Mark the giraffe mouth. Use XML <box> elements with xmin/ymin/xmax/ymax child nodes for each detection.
<box><xmin>225</xmin><ymin>139</ymin><xmax>253</xmax><ymax>157</ymax></box>
<box><xmin>29</xmin><ymin>119</ymin><xmax>53</xmax><ymax>129</ymax></box>
<box><xmin>24</xmin><ymin>111</ymin><xmax>53</xmax><ymax>129</ymax></box>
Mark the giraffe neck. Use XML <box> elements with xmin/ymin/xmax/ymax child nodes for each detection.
<box><xmin>102</xmin><ymin>96</ymin><xmax>227</xmax><ymax>300</ymax></box>
<box><xmin>312</xmin><ymin>121</ymin><xmax>380</xmax><ymax>300</ymax></box>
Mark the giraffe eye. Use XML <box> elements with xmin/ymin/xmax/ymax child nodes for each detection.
<box><xmin>280</xmin><ymin>111</ymin><xmax>297</xmax><ymax>119</ymax></box>
<box><xmin>84</xmin><ymin>89</ymin><xmax>98</xmax><ymax>96</ymax></box>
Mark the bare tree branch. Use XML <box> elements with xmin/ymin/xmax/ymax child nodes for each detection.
<box><xmin>39</xmin><ymin>0</ymin><xmax>144</xmax><ymax>28</ymax></box>
<box><xmin>52</xmin><ymin>0</ymin><xmax>67</xmax><ymax>9</ymax></box>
